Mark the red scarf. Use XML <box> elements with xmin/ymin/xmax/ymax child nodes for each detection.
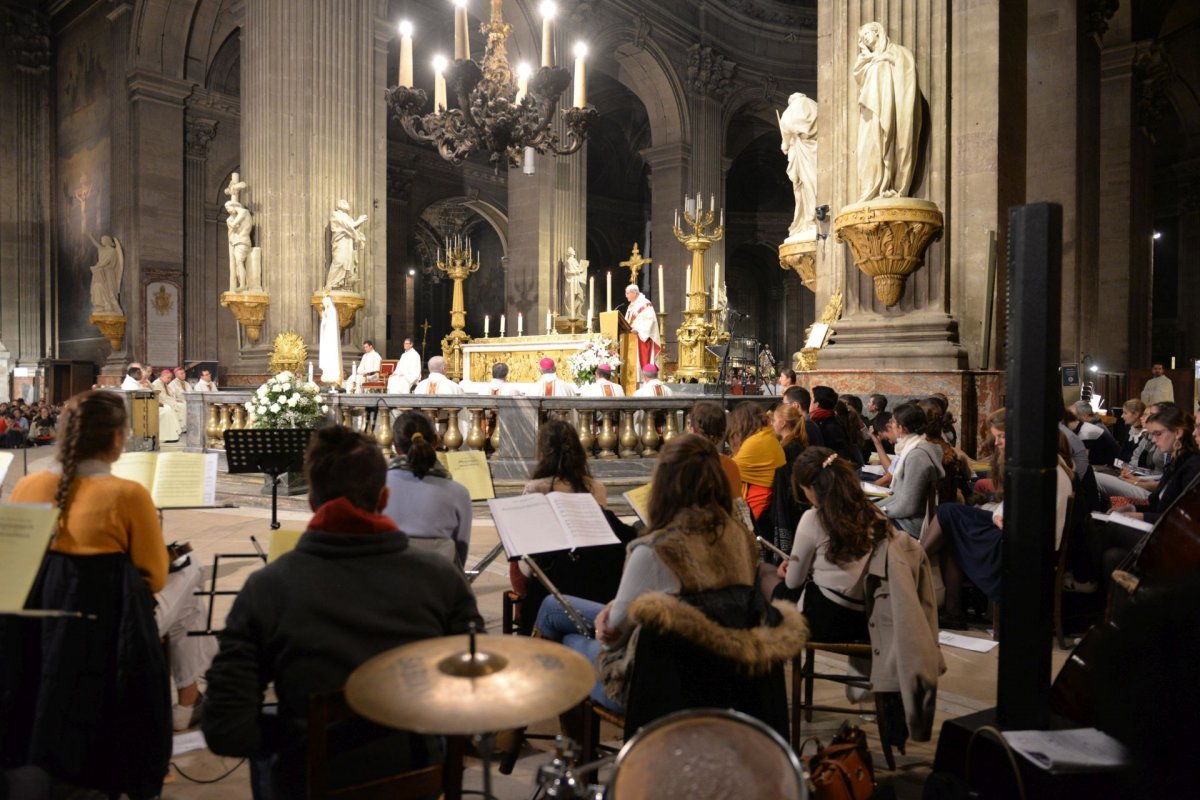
<box><xmin>810</xmin><ymin>407</ymin><xmax>835</xmax><ymax>422</ymax></box>
<box><xmin>307</xmin><ymin>496</ymin><xmax>398</xmax><ymax>535</ymax></box>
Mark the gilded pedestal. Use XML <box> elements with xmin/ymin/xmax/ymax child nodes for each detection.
<box><xmin>778</xmin><ymin>237</ymin><xmax>817</xmax><ymax>293</ymax></box>
<box><xmin>833</xmin><ymin>198</ymin><xmax>943</xmax><ymax>307</ymax></box>
<box><xmin>221</xmin><ymin>291</ymin><xmax>271</xmax><ymax>343</ymax></box>
<box><xmin>311</xmin><ymin>291</ymin><xmax>365</xmax><ymax>330</ymax></box>
<box><xmin>88</xmin><ymin>313</ymin><xmax>127</xmax><ymax>351</ymax></box>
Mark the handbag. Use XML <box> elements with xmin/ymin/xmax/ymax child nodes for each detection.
<box><xmin>800</xmin><ymin>722</ymin><xmax>876</xmax><ymax>800</ymax></box>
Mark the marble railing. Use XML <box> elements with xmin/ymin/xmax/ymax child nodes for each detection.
<box><xmin>184</xmin><ymin>391</ymin><xmax>775</xmax><ymax>479</ymax></box>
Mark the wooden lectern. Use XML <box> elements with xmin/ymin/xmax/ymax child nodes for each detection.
<box><xmin>599</xmin><ymin>310</ymin><xmax>637</xmax><ymax>395</ymax></box>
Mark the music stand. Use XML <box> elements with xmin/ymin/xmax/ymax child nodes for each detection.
<box><xmin>224</xmin><ymin>428</ymin><xmax>312</xmax><ymax>530</ymax></box>
<box><xmin>706</xmin><ymin>344</ymin><xmax>731</xmax><ymax>387</ymax></box>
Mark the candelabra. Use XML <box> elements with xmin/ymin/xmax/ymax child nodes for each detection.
<box><xmin>385</xmin><ymin>0</ymin><xmax>597</xmax><ymax>171</ymax></box>
<box><xmin>672</xmin><ymin>195</ymin><xmax>728</xmax><ymax>383</ymax></box>
<box><xmin>437</xmin><ymin>236</ymin><xmax>481</xmax><ymax>380</ymax></box>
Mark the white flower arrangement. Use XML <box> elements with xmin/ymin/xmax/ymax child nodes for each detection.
<box><xmin>567</xmin><ymin>336</ymin><xmax>622</xmax><ymax>386</ymax></box>
<box><xmin>244</xmin><ymin>371</ymin><xmax>327</xmax><ymax>429</ymax></box>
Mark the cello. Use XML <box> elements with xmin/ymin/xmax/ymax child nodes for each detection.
<box><xmin>1051</xmin><ymin>471</ymin><xmax>1200</xmax><ymax>723</ymax></box>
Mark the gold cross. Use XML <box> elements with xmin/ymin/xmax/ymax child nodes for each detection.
<box><xmin>619</xmin><ymin>243</ymin><xmax>652</xmax><ymax>284</ymax></box>
<box><xmin>420</xmin><ymin>318</ymin><xmax>431</xmax><ymax>353</ymax></box>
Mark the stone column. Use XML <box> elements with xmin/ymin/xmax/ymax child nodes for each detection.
<box><xmin>184</xmin><ymin>118</ymin><xmax>218</xmax><ymax>360</ymax></box>
<box><xmin>0</xmin><ymin>3</ymin><xmax>53</xmax><ymax>377</ymax></box>
<box><xmin>643</xmin><ymin>143</ymin><xmax>691</xmax><ymax>352</ymax></box>
<box><xmin>239</xmin><ymin>0</ymin><xmax>388</xmax><ymax>375</ymax></box>
<box><xmin>815</xmin><ymin>0</ymin><xmax>967</xmax><ymax>370</ymax></box>
<box><xmin>684</xmin><ymin>45</ymin><xmax>737</xmax><ymax>271</ymax></box>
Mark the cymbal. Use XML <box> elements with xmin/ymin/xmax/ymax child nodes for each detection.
<box><xmin>344</xmin><ymin>634</ymin><xmax>596</xmax><ymax>735</ymax></box>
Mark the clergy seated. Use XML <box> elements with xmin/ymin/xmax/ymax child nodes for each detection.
<box><xmin>413</xmin><ymin>356</ymin><xmax>463</xmax><ymax>395</ymax></box>
<box><xmin>534</xmin><ymin>358</ymin><xmax>577</xmax><ymax>397</ymax></box>
<box><xmin>202</xmin><ymin>425</ymin><xmax>482</xmax><ymax>799</ymax></box>
<box><xmin>580</xmin><ymin>365</ymin><xmax>625</xmax><ymax>397</ymax></box>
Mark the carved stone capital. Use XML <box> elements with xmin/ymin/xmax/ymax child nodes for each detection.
<box><xmin>685</xmin><ymin>45</ymin><xmax>737</xmax><ymax>100</ymax></box>
<box><xmin>185</xmin><ymin>119</ymin><xmax>219</xmax><ymax>158</ymax></box>
<box><xmin>221</xmin><ymin>291</ymin><xmax>270</xmax><ymax>343</ymax></box>
<box><xmin>833</xmin><ymin>199</ymin><xmax>944</xmax><ymax>308</ymax></box>
<box><xmin>778</xmin><ymin>238</ymin><xmax>817</xmax><ymax>293</ymax></box>
<box><xmin>3</xmin><ymin>6</ymin><xmax>51</xmax><ymax>74</ymax></box>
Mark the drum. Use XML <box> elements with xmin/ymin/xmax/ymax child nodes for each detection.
<box><xmin>608</xmin><ymin>708</ymin><xmax>808</xmax><ymax>800</ymax></box>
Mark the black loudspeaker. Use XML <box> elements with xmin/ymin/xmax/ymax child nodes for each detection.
<box><xmin>997</xmin><ymin>203</ymin><xmax>1063</xmax><ymax>730</ymax></box>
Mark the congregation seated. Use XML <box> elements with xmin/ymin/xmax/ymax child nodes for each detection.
<box><xmin>728</xmin><ymin>402</ymin><xmax>786</xmax><ymax>521</ymax></box>
<box><xmin>509</xmin><ymin>420</ymin><xmax>634</xmax><ymax>635</ymax></box>
<box><xmin>925</xmin><ymin>393</ymin><xmax>959</xmax><ymax>448</ymax></box>
<box><xmin>782</xmin><ymin>385</ymin><xmax>825</xmax><ymax>448</ymax></box>
<box><xmin>810</xmin><ymin>386</ymin><xmax>864</xmax><ymax>466</ymax></box>
<box><xmin>687</xmin><ymin>400</ymin><xmax>741</xmax><ymax>496</ymax></box>
<box><xmin>203</xmin><ymin>425</ymin><xmax>482</xmax><ymax>799</ymax></box>
<box><xmin>764</xmin><ymin>403</ymin><xmax>810</xmax><ymax>558</ymax></box>
<box><xmin>1096</xmin><ymin>399</ymin><xmax>1164</xmax><ymax>501</ymax></box>
<box><xmin>1067</xmin><ymin>401</ymin><xmax>1121</xmax><ymax>466</ymax></box>
<box><xmin>382</xmin><ymin>411</ymin><xmax>472</xmax><ymax>567</ymax></box>
<box><xmin>876</xmin><ymin>402</ymin><xmax>945</xmax><ymax>539</ymax></box>
<box><xmin>535</xmin><ymin>434</ymin><xmax>807</xmax><ymax>738</ymax></box>
<box><xmin>917</xmin><ymin>398</ymin><xmax>971</xmax><ymax>503</ymax></box>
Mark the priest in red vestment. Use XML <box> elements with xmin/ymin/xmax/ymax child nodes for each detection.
<box><xmin>624</xmin><ymin>284</ymin><xmax>661</xmax><ymax>375</ymax></box>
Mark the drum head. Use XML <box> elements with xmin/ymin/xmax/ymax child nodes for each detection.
<box><xmin>609</xmin><ymin>709</ymin><xmax>806</xmax><ymax>800</ymax></box>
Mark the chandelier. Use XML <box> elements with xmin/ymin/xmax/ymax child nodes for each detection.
<box><xmin>385</xmin><ymin>0</ymin><xmax>597</xmax><ymax>170</ymax></box>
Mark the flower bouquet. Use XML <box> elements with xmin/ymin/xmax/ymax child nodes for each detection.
<box><xmin>567</xmin><ymin>336</ymin><xmax>622</xmax><ymax>386</ymax></box>
<box><xmin>244</xmin><ymin>371</ymin><xmax>329</xmax><ymax>429</ymax></box>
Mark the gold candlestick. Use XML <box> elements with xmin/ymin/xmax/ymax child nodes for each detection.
<box><xmin>672</xmin><ymin>202</ymin><xmax>727</xmax><ymax>382</ymax></box>
<box><xmin>437</xmin><ymin>238</ymin><xmax>481</xmax><ymax>380</ymax></box>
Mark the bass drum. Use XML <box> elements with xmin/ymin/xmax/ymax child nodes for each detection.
<box><xmin>607</xmin><ymin>708</ymin><xmax>808</xmax><ymax>800</ymax></box>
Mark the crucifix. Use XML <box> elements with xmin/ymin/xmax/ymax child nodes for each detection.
<box><xmin>225</xmin><ymin>172</ymin><xmax>248</xmax><ymax>205</ymax></box>
<box><xmin>420</xmin><ymin>318</ymin><xmax>431</xmax><ymax>355</ymax></box>
<box><xmin>620</xmin><ymin>243</ymin><xmax>652</xmax><ymax>285</ymax></box>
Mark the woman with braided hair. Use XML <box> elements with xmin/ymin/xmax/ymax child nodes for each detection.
<box><xmin>12</xmin><ymin>390</ymin><xmax>215</xmax><ymax>731</ymax></box>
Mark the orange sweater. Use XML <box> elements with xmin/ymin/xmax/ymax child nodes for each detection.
<box><xmin>12</xmin><ymin>470</ymin><xmax>168</xmax><ymax>593</ymax></box>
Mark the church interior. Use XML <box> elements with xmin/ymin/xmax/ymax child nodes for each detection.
<box><xmin>2</xmin><ymin>0</ymin><xmax>1200</xmax><ymax>798</ymax></box>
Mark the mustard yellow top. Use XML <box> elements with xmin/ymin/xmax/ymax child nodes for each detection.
<box><xmin>12</xmin><ymin>466</ymin><xmax>168</xmax><ymax>593</ymax></box>
<box><xmin>732</xmin><ymin>427</ymin><xmax>787</xmax><ymax>489</ymax></box>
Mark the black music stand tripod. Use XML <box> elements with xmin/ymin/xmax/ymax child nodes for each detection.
<box><xmin>223</xmin><ymin>428</ymin><xmax>311</xmax><ymax>530</ymax></box>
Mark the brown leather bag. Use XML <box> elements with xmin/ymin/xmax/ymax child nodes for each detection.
<box><xmin>801</xmin><ymin>723</ymin><xmax>876</xmax><ymax>800</ymax></box>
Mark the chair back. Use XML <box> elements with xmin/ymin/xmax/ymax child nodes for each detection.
<box><xmin>306</xmin><ymin>689</ymin><xmax>442</xmax><ymax>800</ymax></box>
<box><xmin>609</xmin><ymin>708</ymin><xmax>807</xmax><ymax>800</ymax></box>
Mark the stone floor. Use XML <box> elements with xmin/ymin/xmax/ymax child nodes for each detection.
<box><xmin>2</xmin><ymin>444</ymin><xmax>1074</xmax><ymax>799</ymax></box>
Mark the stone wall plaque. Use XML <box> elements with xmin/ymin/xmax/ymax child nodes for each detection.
<box><xmin>145</xmin><ymin>281</ymin><xmax>181</xmax><ymax>367</ymax></box>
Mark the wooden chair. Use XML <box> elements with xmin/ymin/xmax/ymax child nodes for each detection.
<box><xmin>578</xmin><ymin>699</ymin><xmax>627</xmax><ymax>764</ymax></box>
<box><xmin>790</xmin><ymin>643</ymin><xmax>897</xmax><ymax>771</ymax></box>
<box><xmin>306</xmin><ymin>689</ymin><xmax>456</xmax><ymax>800</ymax></box>
<box><xmin>989</xmin><ymin>494</ymin><xmax>1076</xmax><ymax>646</ymax></box>
<box><xmin>362</xmin><ymin>360</ymin><xmax>397</xmax><ymax>393</ymax></box>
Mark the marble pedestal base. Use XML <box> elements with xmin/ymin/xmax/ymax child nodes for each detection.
<box><xmin>814</xmin><ymin>312</ymin><xmax>969</xmax><ymax>372</ymax></box>
<box><xmin>798</xmin><ymin>368</ymin><xmax>1004</xmax><ymax>453</ymax></box>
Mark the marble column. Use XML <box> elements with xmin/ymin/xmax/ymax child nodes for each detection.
<box><xmin>239</xmin><ymin>0</ymin><xmax>388</xmax><ymax>374</ymax></box>
<box><xmin>684</xmin><ymin>44</ymin><xmax>736</xmax><ymax>270</ymax></box>
<box><xmin>643</xmin><ymin>142</ymin><xmax>691</xmax><ymax>351</ymax></box>
<box><xmin>815</xmin><ymin>0</ymin><xmax>967</xmax><ymax>370</ymax></box>
<box><xmin>184</xmin><ymin>118</ymin><xmax>218</xmax><ymax>360</ymax></box>
<box><xmin>0</xmin><ymin>4</ymin><xmax>53</xmax><ymax>378</ymax></box>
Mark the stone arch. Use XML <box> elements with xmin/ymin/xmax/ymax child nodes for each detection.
<box><xmin>414</xmin><ymin>195</ymin><xmax>509</xmax><ymax>256</ymax></box>
<box><xmin>587</xmin><ymin>25</ymin><xmax>689</xmax><ymax>148</ymax></box>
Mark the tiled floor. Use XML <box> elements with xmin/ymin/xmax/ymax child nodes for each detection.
<box><xmin>2</xmin><ymin>444</ymin><xmax>1073</xmax><ymax>798</ymax></box>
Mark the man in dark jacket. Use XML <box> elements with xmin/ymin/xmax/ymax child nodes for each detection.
<box><xmin>783</xmin><ymin>385</ymin><xmax>823</xmax><ymax>448</ymax></box>
<box><xmin>810</xmin><ymin>385</ymin><xmax>860</xmax><ymax>464</ymax></box>
<box><xmin>203</xmin><ymin>426</ymin><xmax>483</xmax><ymax>799</ymax></box>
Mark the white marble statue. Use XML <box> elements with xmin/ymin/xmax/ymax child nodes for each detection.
<box><xmin>713</xmin><ymin>280</ymin><xmax>729</xmax><ymax>334</ymax></box>
<box><xmin>225</xmin><ymin>199</ymin><xmax>256</xmax><ymax>292</ymax></box>
<box><xmin>854</xmin><ymin>22</ymin><xmax>921</xmax><ymax>202</ymax></box>
<box><xmin>325</xmin><ymin>199</ymin><xmax>368</xmax><ymax>291</ymax></box>
<box><xmin>317</xmin><ymin>292</ymin><xmax>343</xmax><ymax>383</ymax></box>
<box><xmin>779</xmin><ymin>92</ymin><xmax>818</xmax><ymax>242</ymax></box>
<box><xmin>88</xmin><ymin>233</ymin><xmax>124</xmax><ymax>315</ymax></box>
<box><xmin>563</xmin><ymin>246</ymin><xmax>588</xmax><ymax>320</ymax></box>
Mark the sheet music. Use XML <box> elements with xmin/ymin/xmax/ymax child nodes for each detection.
<box><xmin>152</xmin><ymin>453</ymin><xmax>218</xmax><ymax>507</ymax></box>
<box><xmin>1090</xmin><ymin>511</ymin><xmax>1154</xmax><ymax>533</ymax></box>
<box><xmin>860</xmin><ymin>464</ymin><xmax>885</xmax><ymax>477</ymax></box>
<box><xmin>488</xmin><ymin>494</ymin><xmax>573</xmax><ymax>556</ymax></box>
<box><xmin>548</xmin><ymin>492</ymin><xmax>621</xmax><ymax>549</ymax></box>
<box><xmin>0</xmin><ymin>504</ymin><xmax>59</xmax><ymax>612</ymax></box>
<box><xmin>623</xmin><ymin>483</ymin><xmax>652</xmax><ymax>524</ymax></box>
<box><xmin>111</xmin><ymin>451</ymin><xmax>158</xmax><ymax>492</ymax></box>
<box><xmin>1002</xmin><ymin>728</ymin><xmax>1131</xmax><ymax>772</ymax></box>
<box><xmin>442</xmin><ymin>451</ymin><xmax>495</xmax><ymax>500</ymax></box>
<box><xmin>862</xmin><ymin>481</ymin><xmax>892</xmax><ymax>497</ymax></box>
<box><xmin>0</xmin><ymin>452</ymin><xmax>14</xmax><ymax>490</ymax></box>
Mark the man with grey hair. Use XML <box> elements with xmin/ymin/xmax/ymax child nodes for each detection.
<box><xmin>413</xmin><ymin>356</ymin><xmax>464</xmax><ymax>396</ymax></box>
<box><xmin>481</xmin><ymin>361</ymin><xmax>522</xmax><ymax>397</ymax></box>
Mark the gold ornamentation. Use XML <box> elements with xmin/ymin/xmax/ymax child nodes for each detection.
<box><xmin>437</xmin><ymin>239</ymin><xmax>480</xmax><ymax>380</ymax></box>
<box><xmin>152</xmin><ymin>285</ymin><xmax>174</xmax><ymax>315</ymax></box>
<box><xmin>796</xmin><ymin>293</ymin><xmax>844</xmax><ymax>372</ymax></box>
<box><xmin>221</xmin><ymin>291</ymin><xmax>270</xmax><ymax>343</ymax></box>
<box><xmin>269</xmin><ymin>331</ymin><xmax>308</xmax><ymax>376</ymax></box>
<box><xmin>778</xmin><ymin>238</ymin><xmax>817</xmax><ymax>292</ymax></box>
<box><xmin>672</xmin><ymin>203</ymin><xmax>728</xmax><ymax>382</ymax></box>
<box><xmin>311</xmin><ymin>291</ymin><xmax>365</xmax><ymax>329</ymax></box>
<box><xmin>88</xmin><ymin>313</ymin><xmax>126</xmax><ymax>351</ymax></box>
<box><xmin>374</xmin><ymin>404</ymin><xmax>394</xmax><ymax>448</ymax></box>
<box><xmin>833</xmin><ymin>199</ymin><xmax>943</xmax><ymax>307</ymax></box>
<box><xmin>466</xmin><ymin>340</ymin><xmax>588</xmax><ymax>383</ymax></box>
<box><xmin>620</xmin><ymin>243</ymin><xmax>652</xmax><ymax>285</ymax></box>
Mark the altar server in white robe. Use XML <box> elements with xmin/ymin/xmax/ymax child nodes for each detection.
<box><xmin>534</xmin><ymin>357</ymin><xmax>577</xmax><ymax>397</ymax></box>
<box><xmin>623</xmin><ymin>284</ymin><xmax>661</xmax><ymax>376</ymax></box>
<box><xmin>193</xmin><ymin>369</ymin><xmax>218</xmax><ymax>392</ymax></box>
<box><xmin>388</xmin><ymin>337</ymin><xmax>422</xmax><ymax>394</ymax></box>
<box><xmin>346</xmin><ymin>339</ymin><xmax>383</xmax><ymax>393</ymax></box>
<box><xmin>413</xmin><ymin>356</ymin><xmax>464</xmax><ymax>396</ymax></box>
<box><xmin>581</xmin><ymin>364</ymin><xmax>626</xmax><ymax>398</ymax></box>
<box><xmin>121</xmin><ymin>366</ymin><xmax>142</xmax><ymax>390</ymax></box>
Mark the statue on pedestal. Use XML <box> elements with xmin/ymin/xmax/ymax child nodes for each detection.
<box><xmin>87</xmin><ymin>233</ymin><xmax>124</xmax><ymax>315</ymax></box>
<box><xmin>317</xmin><ymin>291</ymin><xmax>343</xmax><ymax>384</ymax></box>
<box><xmin>778</xmin><ymin>92</ymin><xmax>818</xmax><ymax>242</ymax></box>
<box><xmin>325</xmin><ymin>199</ymin><xmax>368</xmax><ymax>291</ymax></box>
<box><xmin>562</xmin><ymin>246</ymin><xmax>588</xmax><ymax>321</ymax></box>
<box><xmin>854</xmin><ymin>22</ymin><xmax>920</xmax><ymax>202</ymax></box>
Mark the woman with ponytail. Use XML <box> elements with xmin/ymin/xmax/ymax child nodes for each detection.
<box><xmin>382</xmin><ymin>410</ymin><xmax>472</xmax><ymax>566</ymax></box>
<box><xmin>12</xmin><ymin>390</ymin><xmax>215</xmax><ymax>731</ymax></box>
<box><xmin>779</xmin><ymin>446</ymin><xmax>889</xmax><ymax>641</ymax></box>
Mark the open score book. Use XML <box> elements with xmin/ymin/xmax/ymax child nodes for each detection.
<box><xmin>487</xmin><ymin>492</ymin><xmax>620</xmax><ymax>557</ymax></box>
<box><xmin>111</xmin><ymin>451</ymin><xmax>219</xmax><ymax>507</ymax></box>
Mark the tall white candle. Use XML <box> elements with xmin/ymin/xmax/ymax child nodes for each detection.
<box><xmin>484</xmin><ymin>314</ymin><xmax>490</xmax><ymax>338</ymax></box>
<box><xmin>398</xmin><ymin>21</ymin><xmax>413</xmax><ymax>86</ymax></box>
<box><xmin>518</xmin><ymin>312</ymin><xmax>524</xmax><ymax>336</ymax></box>
<box><xmin>572</xmin><ymin>42</ymin><xmax>588</xmax><ymax>108</ymax></box>
<box><xmin>546</xmin><ymin>309</ymin><xmax>553</xmax><ymax>334</ymax></box>
<box><xmin>606</xmin><ymin>271</ymin><xmax>612</xmax><ymax>311</ymax></box>
<box><xmin>658</xmin><ymin>264</ymin><xmax>665</xmax><ymax>314</ymax></box>
<box><xmin>588</xmin><ymin>276</ymin><xmax>595</xmax><ymax>316</ymax></box>
<box><xmin>586</xmin><ymin>308</ymin><xmax>593</xmax><ymax>332</ymax></box>
<box><xmin>685</xmin><ymin>266</ymin><xmax>692</xmax><ymax>301</ymax></box>
<box><xmin>308</xmin><ymin>361</ymin><xmax>314</xmax><ymax>384</ymax></box>
<box><xmin>539</xmin><ymin>1</ymin><xmax>556</xmax><ymax>68</ymax></box>
<box><xmin>433</xmin><ymin>55</ymin><xmax>448</xmax><ymax>110</ymax></box>
<box><xmin>516</xmin><ymin>62</ymin><xmax>531</xmax><ymax>103</ymax></box>
<box><xmin>712</xmin><ymin>262</ymin><xmax>720</xmax><ymax>309</ymax></box>
<box><xmin>500</xmin><ymin>314</ymin><xmax>506</xmax><ymax>336</ymax></box>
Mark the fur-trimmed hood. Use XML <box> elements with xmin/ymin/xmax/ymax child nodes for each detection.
<box><xmin>627</xmin><ymin>592</ymin><xmax>809</xmax><ymax>673</ymax></box>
